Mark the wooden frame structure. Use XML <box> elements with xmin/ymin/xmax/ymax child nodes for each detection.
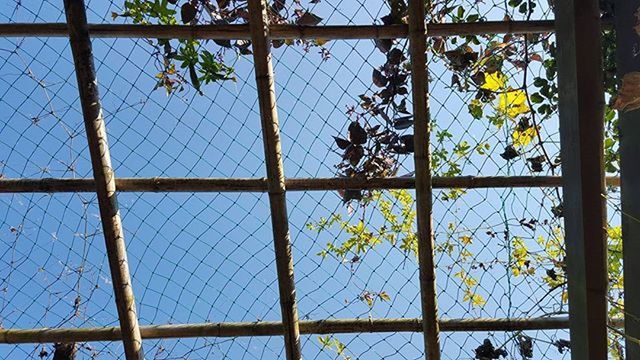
<box><xmin>0</xmin><ymin>0</ymin><xmax>616</xmax><ymax>358</ymax></box>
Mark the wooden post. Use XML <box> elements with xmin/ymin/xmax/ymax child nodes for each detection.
<box><xmin>614</xmin><ymin>0</ymin><xmax>640</xmax><ymax>356</ymax></box>
<box><xmin>554</xmin><ymin>0</ymin><xmax>608</xmax><ymax>358</ymax></box>
<box><xmin>408</xmin><ymin>0</ymin><xmax>441</xmax><ymax>359</ymax></box>
<box><xmin>247</xmin><ymin>0</ymin><xmax>301</xmax><ymax>359</ymax></box>
<box><xmin>64</xmin><ymin>1</ymin><xmax>143</xmax><ymax>359</ymax></box>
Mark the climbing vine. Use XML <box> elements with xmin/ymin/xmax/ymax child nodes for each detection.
<box><xmin>114</xmin><ymin>0</ymin><xmax>327</xmax><ymax>94</ymax></box>
<box><xmin>122</xmin><ymin>0</ymin><xmax>623</xmax><ymax>357</ymax></box>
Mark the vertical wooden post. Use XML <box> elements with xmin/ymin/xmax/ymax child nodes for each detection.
<box><xmin>408</xmin><ymin>1</ymin><xmax>441</xmax><ymax>359</ymax></box>
<box><xmin>554</xmin><ymin>0</ymin><xmax>608</xmax><ymax>358</ymax></box>
<box><xmin>64</xmin><ymin>1</ymin><xmax>144</xmax><ymax>359</ymax></box>
<box><xmin>614</xmin><ymin>0</ymin><xmax>640</xmax><ymax>356</ymax></box>
<box><xmin>247</xmin><ymin>0</ymin><xmax>302</xmax><ymax>359</ymax></box>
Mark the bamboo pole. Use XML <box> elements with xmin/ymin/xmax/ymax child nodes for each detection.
<box><xmin>0</xmin><ymin>176</ymin><xmax>621</xmax><ymax>193</ymax></box>
<box><xmin>64</xmin><ymin>1</ymin><xmax>143</xmax><ymax>359</ymax></box>
<box><xmin>247</xmin><ymin>0</ymin><xmax>301</xmax><ymax>358</ymax></box>
<box><xmin>0</xmin><ymin>316</ymin><xmax>619</xmax><ymax>344</ymax></box>
<box><xmin>409</xmin><ymin>0</ymin><xmax>441</xmax><ymax>358</ymax></box>
<box><xmin>0</xmin><ymin>20</ymin><xmax>558</xmax><ymax>40</ymax></box>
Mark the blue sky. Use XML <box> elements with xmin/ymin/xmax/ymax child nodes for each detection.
<box><xmin>0</xmin><ymin>0</ymin><xmax>583</xmax><ymax>359</ymax></box>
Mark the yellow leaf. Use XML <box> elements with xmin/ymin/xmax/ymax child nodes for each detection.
<box><xmin>512</xmin><ymin>267</ymin><xmax>521</xmax><ymax>277</ymax></box>
<box><xmin>512</xmin><ymin>126</ymin><xmax>538</xmax><ymax>148</ymax></box>
<box><xmin>464</xmin><ymin>276</ymin><xmax>478</xmax><ymax>287</ymax></box>
<box><xmin>459</xmin><ymin>235</ymin><xmax>473</xmax><ymax>245</ymax></box>
<box><xmin>608</xmin><ymin>226</ymin><xmax>622</xmax><ymax>240</ymax></box>
<box><xmin>471</xmin><ymin>293</ymin><xmax>486</xmax><ymax>307</ymax></box>
<box><xmin>498</xmin><ymin>89</ymin><xmax>530</xmax><ymax>118</ymax></box>
<box><xmin>460</xmin><ymin>249</ymin><xmax>473</xmax><ymax>259</ymax></box>
<box><xmin>365</xmin><ymin>297</ymin><xmax>373</xmax><ymax>308</ymax></box>
<box><xmin>463</xmin><ymin>291</ymin><xmax>486</xmax><ymax>307</ymax></box>
<box><xmin>378</xmin><ymin>291</ymin><xmax>391</xmax><ymax>302</ymax></box>
<box><xmin>316</xmin><ymin>38</ymin><xmax>329</xmax><ymax>46</ymax></box>
<box><xmin>481</xmin><ymin>71</ymin><xmax>506</xmax><ymax>91</ymax></box>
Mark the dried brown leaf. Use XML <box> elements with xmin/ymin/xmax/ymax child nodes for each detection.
<box><xmin>612</xmin><ymin>72</ymin><xmax>640</xmax><ymax>112</ymax></box>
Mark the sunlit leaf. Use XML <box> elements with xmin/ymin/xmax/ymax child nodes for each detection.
<box><xmin>498</xmin><ymin>89</ymin><xmax>530</xmax><ymax>118</ymax></box>
<box><xmin>512</xmin><ymin>126</ymin><xmax>537</xmax><ymax>148</ymax></box>
<box><xmin>481</xmin><ymin>71</ymin><xmax>506</xmax><ymax>91</ymax></box>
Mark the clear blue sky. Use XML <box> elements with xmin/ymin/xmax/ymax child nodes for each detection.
<box><xmin>0</xmin><ymin>0</ymin><xmax>581</xmax><ymax>359</ymax></box>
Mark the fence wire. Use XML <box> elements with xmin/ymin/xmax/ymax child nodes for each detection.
<box><xmin>0</xmin><ymin>0</ymin><xmax>624</xmax><ymax>359</ymax></box>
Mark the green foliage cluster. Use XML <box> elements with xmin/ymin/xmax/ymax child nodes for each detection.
<box><xmin>115</xmin><ymin>0</ymin><xmax>326</xmax><ymax>94</ymax></box>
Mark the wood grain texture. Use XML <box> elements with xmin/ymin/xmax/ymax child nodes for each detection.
<box><xmin>64</xmin><ymin>1</ymin><xmax>143</xmax><ymax>359</ymax></box>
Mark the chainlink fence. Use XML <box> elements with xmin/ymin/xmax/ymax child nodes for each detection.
<box><xmin>0</xmin><ymin>0</ymin><xmax>623</xmax><ymax>359</ymax></box>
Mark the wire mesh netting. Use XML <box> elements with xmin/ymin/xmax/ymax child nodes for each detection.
<box><xmin>0</xmin><ymin>0</ymin><xmax>625</xmax><ymax>359</ymax></box>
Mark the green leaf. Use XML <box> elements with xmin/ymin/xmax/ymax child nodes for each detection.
<box><xmin>530</xmin><ymin>93</ymin><xmax>544</xmax><ymax>104</ymax></box>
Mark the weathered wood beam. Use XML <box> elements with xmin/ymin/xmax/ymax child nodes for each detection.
<box><xmin>247</xmin><ymin>0</ymin><xmax>301</xmax><ymax>358</ymax></box>
<box><xmin>0</xmin><ymin>20</ymin><xmax>558</xmax><ymax>40</ymax></box>
<box><xmin>64</xmin><ymin>1</ymin><xmax>143</xmax><ymax>359</ymax></box>
<box><xmin>0</xmin><ymin>176</ymin><xmax>621</xmax><ymax>193</ymax></box>
<box><xmin>409</xmin><ymin>0</ymin><xmax>440</xmax><ymax>358</ymax></box>
<box><xmin>614</xmin><ymin>0</ymin><xmax>640</xmax><ymax>357</ymax></box>
<box><xmin>555</xmin><ymin>0</ymin><xmax>608</xmax><ymax>358</ymax></box>
<box><xmin>1</xmin><ymin>316</ymin><xmax>616</xmax><ymax>344</ymax></box>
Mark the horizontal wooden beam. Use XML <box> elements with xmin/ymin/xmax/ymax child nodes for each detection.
<box><xmin>0</xmin><ymin>176</ymin><xmax>621</xmax><ymax>193</ymax></box>
<box><xmin>0</xmin><ymin>20</ymin><xmax>557</xmax><ymax>40</ymax></box>
<box><xmin>1</xmin><ymin>316</ymin><xmax>619</xmax><ymax>344</ymax></box>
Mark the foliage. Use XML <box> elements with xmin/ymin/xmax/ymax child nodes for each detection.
<box><xmin>318</xmin><ymin>336</ymin><xmax>352</xmax><ymax>360</ymax></box>
<box><xmin>474</xmin><ymin>338</ymin><xmax>508</xmax><ymax>359</ymax></box>
<box><xmin>310</xmin><ymin>0</ymin><xmax>624</xmax><ymax>357</ymax></box>
<box><xmin>308</xmin><ymin>189</ymin><xmax>417</xmax><ymax>260</ymax></box>
<box><xmin>123</xmin><ymin>0</ymin><xmax>625</xmax><ymax>357</ymax></box>
<box><xmin>115</xmin><ymin>0</ymin><xmax>327</xmax><ymax>95</ymax></box>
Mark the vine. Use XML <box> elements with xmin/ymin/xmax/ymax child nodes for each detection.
<box><xmin>122</xmin><ymin>0</ymin><xmax>623</xmax><ymax>357</ymax></box>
